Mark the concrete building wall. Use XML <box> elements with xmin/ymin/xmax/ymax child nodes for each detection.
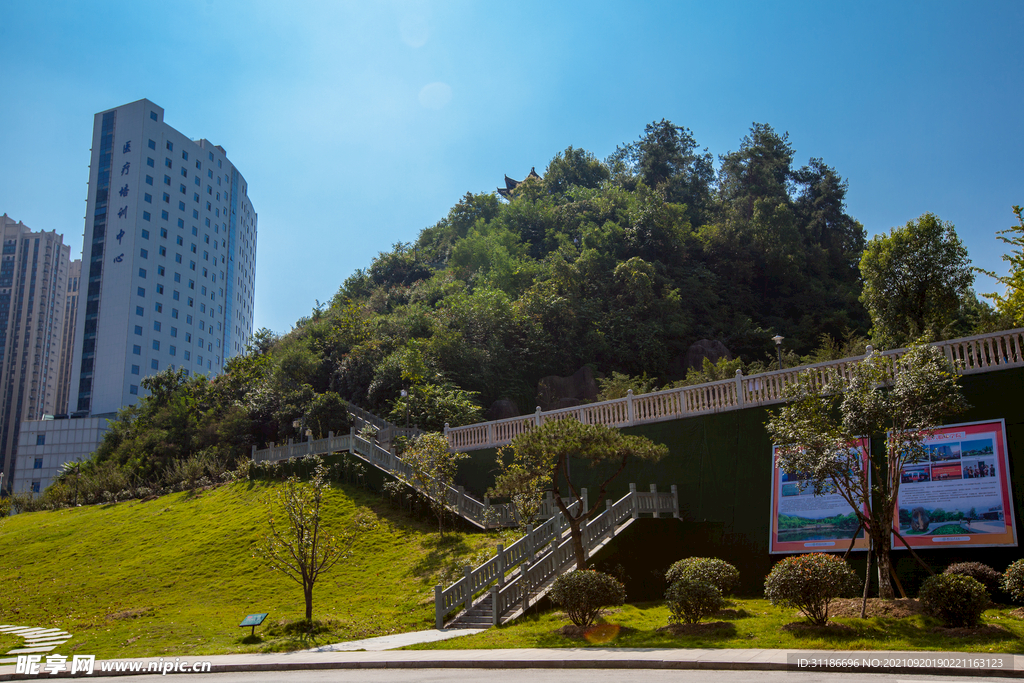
<box><xmin>12</xmin><ymin>416</ymin><xmax>112</xmax><ymax>494</ymax></box>
<box><xmin>55</xmin><ymin>259</ymin><xmax>81</xmax><ymax>415</ymax></box>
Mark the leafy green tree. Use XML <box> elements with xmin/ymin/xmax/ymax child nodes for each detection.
<box><xmin>400</xmin><ymin>433</ymin><xmax>469</xmax><ymax>537</ymax></box>
<box><xmin>493</xmin><ymin>420</ymin><xmax>668</xmax><ymax>569</ymax></box>
<box><xmin>765</xmin><ymin>344</ymin><xmax>968</xmax><ymax>599</ymax></box>
<box><xmin>860</xmin><ymin>213</ymin><xmax>974</xmax><ymax>348</ymax></box>
<box><xmin>387</xmin><ymin>383</ymin><xmax>483</xmax><ymax>432</ymax></box>
<box><xmin>979</xmin><ymin>205</ymin><xmax>1024</xmax><ymax>325</ymax></box>
<box><xmin>255</xmin><ymin>462</ymin><xmax>359</xmax><ymax>623</ymax></box>
<box><xmin>303</xmin><ymin>392</ymin><xmax>351</xmax><ymax>439</ymax></box>
<box><xmin>543</xmin><ymin>146</ymin><xmax>610</xmax><ymax>195</ymax></box>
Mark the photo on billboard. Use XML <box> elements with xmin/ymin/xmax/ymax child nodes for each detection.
<box><xmin>894</xmin><ymin>419</ymin><xmax>1017</xmax><ymax>550</ymax></box>
<box><xmin>769</xmin><ymin>438</ymin><xmax>871</xmax><ymax>554</ymax></box>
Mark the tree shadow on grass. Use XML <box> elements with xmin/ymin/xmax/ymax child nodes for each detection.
<box><xmin>411</xmin><ymin>534</ymin><xmax>472</xmax><ymax>583</ymax></box>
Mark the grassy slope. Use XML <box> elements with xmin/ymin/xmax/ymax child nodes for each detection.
<box><xmin>0</xmin><ymin>481</ymin><xmax>498</xmax><ymax>658</ymax></box>
<box><xmin>409</xmin><ymin>601</ymin><xmax>1024</xmax><ymax>653</ymax></box>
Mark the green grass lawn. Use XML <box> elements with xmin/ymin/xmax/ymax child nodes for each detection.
<box><xmin>0</xmin><ymin>633</ymin><xmax>20</xmax><ymax>653</ymax></box>
<box><xmin>408</xmin><ymin>600</ymin><xmax>1024</xmax><ymax>653</ymax></box>
<box><xmin>0</xmin><ymin>480</ymin><xmax>500</xmax><ymax>658</ymax></box>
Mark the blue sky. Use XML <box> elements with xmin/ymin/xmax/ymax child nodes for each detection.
<box><xmin>1</xmin><ymin>1</ymin><xmax>1022</xmax><ymax>335</ymax></box>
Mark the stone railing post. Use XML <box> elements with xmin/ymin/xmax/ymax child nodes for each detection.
<box><xmin>650</xmin><ymin>483</ymin><xmax>659</xmax><ymax>518</ymax></box>
<box><xmin>491</xmin><ymin>584</ymin><xmax>500</xmax><ymax>627</ymax></box>
<box><xmin>534</xmin><ymin>406</ymin><xmax>542</xmax><ymax>426</ymax></box>
<box><xmin>630</xmin><ymin>483</ymin><xmax>639</xmax><ymax>519</ymax></box>
<box><xmin>496</xmin><ymin>544</ymin><xmax>505</xmax><ymax>586</ymax></box>
<box><xmin>250</xmin><ymin>444</ymin><xmax>256</xmax><ymax>460</ymax></box>
<box><xmin>463</xmin><ymin>565</ymin><xmax>473</xmax><ymax>612</ymax></box>
<box><xmin>526</xmin><ymin>523</ymin><xmax>535</xmax><ymax>560</ymax></box>
<box><xmin>581</xmin><ymin>488</ymin><xmax>588</xmax><ymax>515</ymax></box>
<box><xmin>735</xmin><ymin>369</ymin><xmax>744</xmax><ymax>407</ymax></box>
<box><xmin>671</xmin><ymin>484</ymin><xmax>680</xmax><ymax>518</ymax></box>
<box><xmin>626</xmin><ymin>389</ymin><xmax>635</xmax><ymax>425</ymax></box>
<box><xmin>434</xmin><ymin>585</ymin><xmax>443</xmax><ymax>630</ymax></box>
<box><xmin>521</xmin><ymin>559</ymin><xmax>532</xmax><ymax>613</ymax></box>
<box><xmin>487</xmin><ymin>422</ymin><xmax>494</xmax><ymax>447</ymax></box>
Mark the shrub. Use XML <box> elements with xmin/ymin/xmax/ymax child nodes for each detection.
<box><xmin>944</xmin><ymin>562</ymin><xmax>1001</xmax><ymax>598</ymax></box>
<box><xmin>549</xmin><ymin>570</ymin><xmax>626</xmax><ymax>627</ymax></box>
<box><xmin>1002</xmin><ymin>559</ymin><xmax>1024</xmax><ymax>604</ymax></box>
<box><xmin>666</xmin><ymin>557</ymin><xmax>739</xmax><ymax>595</ymax></box>
<box><xmin>764</xmin><ymin>553</ymin><xmax>858</xmax><ymax>626</ymax></box>
<box><xmin>666</xmin><ymin>579</ymin><xmax>725</xmax><ymax>624</ymax></box>
<box><xmin>919</xmin><ymin>573</ymin><xmax>989</xmax><ymax>628</ymax></box>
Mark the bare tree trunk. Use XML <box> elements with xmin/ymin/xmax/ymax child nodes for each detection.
<box><xmin>861</xmin><ymin>541</ymin><xmax>873</xmax><ymax>618</ymax></box>
<box><xmin>304</xmin><ymin>584</ymin><xmax>314</xmax><ymax>622</ymax></box>
<box><xmin>569</xmin><ymin>520</ymin><xmax>586</xmax><ymax>570</ymax></box>
<box><xmin>875</xmin><ymin>537</ymin><xmax>895</xmax><ymax>599</ymax></box>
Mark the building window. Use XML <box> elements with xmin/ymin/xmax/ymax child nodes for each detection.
<box><xmin>137</xmin><ymin>287</ymin><xmax>145</xmax><ymax>297</ymax></box>
<box><xmin>191</xmin><ymin>244</ymin><xmax>197</xmax><ymax>254</ymax></box>
<box><xmin>138</xmin><ymin>268</ymin><xmax>146</xmax><ymax>278</ymax></box>
<box><xmin>130</xmin><ymin>385</ymin><xmax>138</xmax><ymax>395</ymax></box>
<box><xmin>36</xmin><ymin>435</ymin><xmax>45</xmax><ymax>446</ymax></box>
<box><xmin>159</xmin><ymin>246</ymin><xmax>166</xmax><ymax>257</ymax></box>
<box><xmin>32</xmin><ymin>482</ymin><xmax>40</xmax><ymax>494</ymax></box>
<box><xmin>151</xmin><ymin>359</ymin><xmax>159</xmax><ymax>370</ymax></box>
<box><xmin>174</xmin><ymin>273</ymin><xmax>181</xmax><ymax>283</ymax></box>
<box><xmin>146</xmin><ymin>175</ymin><xmax>154</xmax><ymax>185</ymax></box>
<box><xmin>33</xmin><ymin>457</ymin><xmax>43</xmax><ymax>469</ymax></box>
<box><xmin>166</xmin><ymin>158</ymin><xmax>172</xmax><ymax>169</ymax></box>
<box><xmin>134</xmin><ymin>325</ymin><xmax>143</xmax><ymax>335</ymax></box>
<box><xmin>192</xmin><ymin>227</ymin><xmax>198</xmax><ymax>236</ymax></box>
<box><xmin>150</xmin><ymin>111</ymin><xmax>158</xmax><ymax>121</ymax></box>
<box><xmin>190</xmin><ymin>261</ymin><xmax>196</xmax><ymax>271</ymax></box>
<box><xmin>131</xmin><ymin>364</ymin><xmax>140</xmax><ymax>375</ymax></box>
<box><xmin>133</xmin><ymin>345</ymin><xmax>141</xmax><ymax>355</ymax></box>
<box><xmin>169</xmin><ymin>345</ymin><xmax>176</xmax><ymax>356</ymax></box>
<box><xmin>198</xmin><ymin>355</ymin><xmax>204</xmax><ymax>365</ymax></box>
<box><xmin>160</xmin><ymin>228</ymin><xmax>168</xmax><ymax>238</ymax></box>
<box><xmin>184</xmin><ymin>351</ymin><xmax>191</xmax><ymax>360</ymax></box>
<box><xmin>194</xmin><ymin>193</ymin><xmax>200</xmax><ymax>203</ymax></box>
<box><xmin>176</xmin><ymin>236</ymin><xmax>183</xmax><ymax>246</ymax></box>
<box><xmin>180</xmin><ymin>184</ymin><xmax>186</xmax><ymax>194</ymax></box>
<box><xmin>175</xmin><ymin>254</ymin><xmax>182</xmax><ymax>264</ymax></box>
<box><xmin>147</xmin><ymin>157</ymin><xmax>155</xmax><ymax>168</ymax></box>
<box><xmin>188</xmin><ymin>297</ymin><xmax>194</xmax><ymax>307</ymax></box>
<box><xmin>140</xmin><ymin>248</ymin><xmax>148</xmax><ymax>258</ymax></box>
<box><xmin>181</xmin><ymin>167</ymin><xmax>187</xmax><ymax>178</ymax></box>
<box><xmin>136</xmin><ymin>306</ymin><xmax>144</xmax><ymax>316</ymax></box>
<box><xmin>144</xmin><ymin>193</ymin><xmax>152</xmax><ymax>203</ymax></box>
<box><xmin>148</xmin><ymin>139</ymin><xmax>156</xmax><ymax>150</ymax></box>
<box><xmin>187</xmin><ymin>315</ymin><xmax>193</xmax><ymax>324</ymax></box>
<box><xmin>152</xmin><ymin>340</ymin><xmax>160</xmax><ymax>351</ymax></box>
<box><xmin>182</xmin><ymin>151</ymin><xmax>188</xmax><ymax>161</ymax></box>
<box><xmin>171</xmin><ymin>326</ymin><xmax>177</xmax><ymax>336</ymax></box>
<box><xmin>172</xmin><ymin>308</ymin><xmax>178</xmax><ymax>318</ymax></box>
<box><xmin>161</xmin><ymin>210</ymin><xmax>169</xmax><ymax>220</ymax></box>
<box><xmin>157</xmin><ymin>266</ymin><xmax>165</xmax><ymax>277</ymax></box>
<box><xmin>142</xmin><ymin>211</ymin><xmax>151</xmax><ymax>221</ymax></box>
<box><xmin>179</xmin><ymin>201</ymin><xmax>185</xmax><ymax>210</ymax></box>
<box><xmin>177</xmin><ymin>219</ymin><xmax>184</xmax><ymax>228</ymax></box>
<box><xmin>154</xmin><ymin>321</ymin><xmax>161</xmax><ymax>332</ymax></box>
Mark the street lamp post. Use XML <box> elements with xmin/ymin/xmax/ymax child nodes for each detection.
<box><xmin>772</xmin><ymin>335</ymin><xmax>785</xmax><ymax>370</ymax></box>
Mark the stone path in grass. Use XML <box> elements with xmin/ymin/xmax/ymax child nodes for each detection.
<box><xmin>0</xmin><ymin>625</ymin><xmax>73</xmax><ymax>664</ymax></box>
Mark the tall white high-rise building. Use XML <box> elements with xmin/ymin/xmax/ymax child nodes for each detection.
<box><xmin>10</xmin><ymin>99</ymin><xmax>258</xmax><ymax>495</ymax></box>
<box><xmin>70</xmin><ymin>99</ymin><xmax>257</xmax><ymax>415</ymax></box>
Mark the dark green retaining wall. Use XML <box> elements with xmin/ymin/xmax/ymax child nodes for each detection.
<box><xmin>454</xmin><ymin>366</ymin><xmax>1024</xmax><ymax>596</ymax></box>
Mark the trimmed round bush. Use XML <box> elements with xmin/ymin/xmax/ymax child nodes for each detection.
<box><xmin>1002</xmin><ymin>559</ymin><xmax>1024</xmax><ymax>604</ymax></box>
<box><xmin>665</xmin><ymin>557</ymin><xmax>740</xmax><ymax>596</ymax></box>
<box><xmin>666</xmin><ymin>579</ymin><xmax>725</xmax><ymax>624</ymax></box>
<box><xmin>944</xmin><ymin>562</ymin><xmax>1001</xmax><ymax>598</ymax></box>
<box><xmin>763</xmin><ymin>553</ymin><xmax>859</xmax><ymax>626</ymax></box>
<box><xmin>549</xmin><ymin>570</ymin><xmax>626</xmax><ymax>627</ymax></box>
<box><xmin>919</xmin><ymin>573</ymin><xmax>989</xmax><ymax>628</ymax></box>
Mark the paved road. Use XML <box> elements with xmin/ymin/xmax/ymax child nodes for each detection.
<box><xmin>89</xmin><ymin>670</ymin><xmax>1024</xmax><ymax>683</ymax></box>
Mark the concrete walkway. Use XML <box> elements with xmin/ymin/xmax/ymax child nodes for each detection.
<box><xmin>306</xmin><ymin>628</ymin><xmax>486</xmax><ymax>652</ymax></box>
<box><xmin>2</xmin><ymin>647</ymin><xmax>1023</xmax><ymax>679</ymax></box>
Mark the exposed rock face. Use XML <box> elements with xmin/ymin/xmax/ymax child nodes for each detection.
<box><xmin>911</xmin><ymin>507</ymin><xmax>931</xmax><ymax>532</ymax></box>
<box><xmin>685</xmin><ymin>339</ymin><xmax>733</xmax><ymax>370</ymax></box>
<box><xmin>487</xmin><ymin>399</ymin><xmax>520</xmax><ymax>421</ymax></box>
<box><xmin>537</xmin><ymin>366</ymin><xmax>598</xmax><ymax>411</ymax></box>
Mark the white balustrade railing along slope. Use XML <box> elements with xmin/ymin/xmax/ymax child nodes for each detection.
<box><xmin>439</xmin><ymin>483</ymin><xmax>679</xmax><ymax>630</ymax></box>
<box><xmin>444</xmin><ymin>327</ymin><xmax>1024</xmax><ymax>452</ymax></box>
<box><xmin>252</xmin><ymin>428</ymin><xmax>520</xmax><ymax>530</ymax></box>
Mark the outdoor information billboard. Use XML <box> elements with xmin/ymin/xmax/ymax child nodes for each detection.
<box><xmin>895</xmin><ymin>419</ymin><xmax>1017</xmax><ymax>550</ymax></box>
<box><xmin>770</xmin><ymin>438</ymin><xmax>871</xmax><ymax>554</ymax></box>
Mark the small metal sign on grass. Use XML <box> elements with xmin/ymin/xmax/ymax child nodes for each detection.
<box><xmin>239</xmin><ymin>613</ymin><xmax>268</xmax><ymax>637</ymax></box>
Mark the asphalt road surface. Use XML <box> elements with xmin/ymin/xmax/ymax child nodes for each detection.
<box><xmin>114</xmin><ymin>669</ymin><xmax>1022</xmax><ymax>683</ymax></box>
